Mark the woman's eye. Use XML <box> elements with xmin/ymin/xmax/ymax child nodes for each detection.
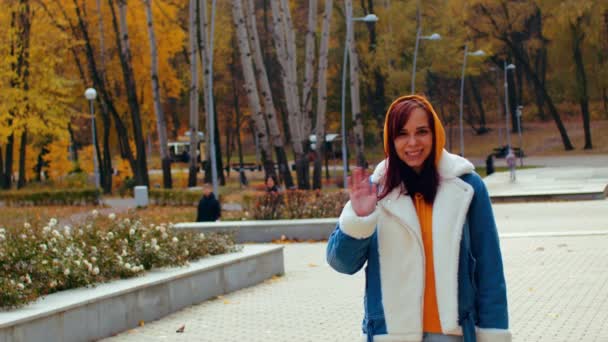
<box><xmin>416</xmin><ymin>130</ymin><xmax>429</xmax><ymax>136</ymax></box>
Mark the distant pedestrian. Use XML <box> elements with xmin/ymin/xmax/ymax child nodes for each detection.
<box><xmin>506</xmin><ymin>148</ymin><xmax>516</xmax><ymax>182</ymax></box>
<box><xmin>264</xmin><ymin>174</ymin><xmax>280</xmax><ymax>194</ymax></box>
<box><xmin>486</xmin><ymin>154</ymin><xmax>495</xmax><ymax>176</ymax></box>
<box><xmin>196</xmin><ymin>183</ymin><xmax>221</xmax><ymax>222</ymax></box>
<box><xmin>326</xmin><ymin>95</ymin><xmax>510</xmax><ymax>342</ymax></box>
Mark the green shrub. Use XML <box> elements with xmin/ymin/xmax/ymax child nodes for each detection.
<box><xmin>0</xmin><ymin>189</ymin><xmax>101</xmax><ymax>206</ymax></box>
<box><xmin>0</xmin><ymin>211</ymin><xmax>239</xmax><ymax>310</ymax></box>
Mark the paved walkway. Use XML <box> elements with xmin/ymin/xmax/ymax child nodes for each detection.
<box><xmin>483</xmin><ymin>166</ymin><xmax>608</xmax><ymax>199</ymax></box>
<box><xmin>100</xmin><ymin>160</ymin><xmax>608</xmax><ymax>341</ymax></box>
<box><xmin>103</xmin><ymin>233</ymin><xmax>608</xmax><ymax>342</ymax></box>
<box><xmin>102</xmin><ymin>197</ymin><xmax>608</xmax><ymax>342</ymax></box>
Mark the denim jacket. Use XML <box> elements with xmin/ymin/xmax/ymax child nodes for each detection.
<box><xmin>326</xmin><ymin>153</ymin><xmax>510</xmax><ymax>342</ymax></box>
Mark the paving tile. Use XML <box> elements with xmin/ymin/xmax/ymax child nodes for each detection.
<box><xmin>102</xmin><ymin>235</ymin><xmax>608</xmax><ymax>342</ymax></box>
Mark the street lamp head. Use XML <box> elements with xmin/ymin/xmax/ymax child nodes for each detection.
<box><xmin>468</xmin><ymin>49</ymin><xmax>486</xmax><ymax>57</ymax></box>
<box><xmin>506</xmin><ymin>63</ymin><xmax>516</xmax><ymax>70</ymax></box>
<box><xmin>84</xmin><ymin>88</ymin><xmax>97</xmax><ymax>101</ymax></box>
<box><xmin>423</xmin><ymin>33</ymin><xmax>441</xmax><ymax>41</ymax></box>
<box><xmin>353</xmin><ymin>13</ymin><xmax>379</xmax><ymax>22</ymax></box>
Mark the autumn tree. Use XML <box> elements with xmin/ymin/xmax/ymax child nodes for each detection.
<box><xmin>243</xmin><ymin>0</ymin><xmax>294</xmax><ymax>188</ymax></box>
<box><xmin>231</xmin><ymin>0</ymin><xmax>275</xmax><ymax>176</ymax></box>
<box><xmin>312</xmin><ymin>0</ymin><xmax>333</xmax><ymax>189</ymax></box>
<box><xmin>467</xmin><ymin>0</ymin><xmax>574</xmax><ymax>150</ymax></box>
<box><xmin>143</xmin><ymin>0</ymin><xmax>172</xmax><ymax>186</ymax></box>
<box><xmin>0</xmin><ymin>0</ymin><xmax>77</xmax><ymax>189</ymax></box>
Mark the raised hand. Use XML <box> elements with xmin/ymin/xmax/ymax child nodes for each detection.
<box><xmin>348</xmin><ymin>167</ymin><xmax>378</xmax><ymax>217</ymax></box>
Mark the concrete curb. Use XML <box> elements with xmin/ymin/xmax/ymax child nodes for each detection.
<box><xmin>490</xmin><ymin>191</ymin><xmax>606</xmax><ymax>203</ymax></box>
<box><xmin>500</xmin><ymin>230</ymin><xmax>608</xmax><ymax>239</ymax></box>
<box><xmin>0</xmin><ymin>245</ymin><xmax>284</xmax><ymax>342</ymax></box>
<box><xmin>175</xmin><ymin>218</ymin><xmax>338</xmax><ymax>243</ymax></box>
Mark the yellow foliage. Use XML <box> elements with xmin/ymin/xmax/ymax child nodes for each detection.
<box><xmin>78</xmin><ymin>145</ymin><xmax>95</xmax><ymax>175</ymax></box>
<box><xmin>45</xmin><ymin>138</ymin><xmax>74</xmax><ymax>180</ymax></box>
<box><xmin>0</xmin><ymin>1</ymin><xmax>78</xmax><ymax>144</ymax></box>
<box><xmin>115</xmin><ymin>157</ymin><xmax>133</xmax><ymax>180</ymax></box>
<box><xmin>21</xmin><ymin>144</ymin><xmax>40</xmax><ymax>181</ymax></box>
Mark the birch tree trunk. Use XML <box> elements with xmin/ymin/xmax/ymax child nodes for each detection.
<box><xmin>187</xmin><ymin>0</ymin><xmax>200</xmax><ymax>186</ymax></box>
<box><xmin>231</xmin><ymin>0</ymin><xmax>275</xmax><ymax>175</ymax></box>
<box><xmin>200</xmin><ymin>0</ymin><xmax>224</xmax><ymax>190</ymax></box>
<box><xmin>228</xmin><ymin>34</ymin><xmax>247</xmax><ymax>186</ymax></box>
<box><xmin>243</xmin><ymin>0</ymin><xmax>293</xmax><ymax>188</ymax></box>
<box><xmin>345</xmin><ymin>0</ymin><xmax>366</xmax><ymax>167</ymax></box>
<box><xmin>111</xmin><ymin>0</ymin><xmax>149</xmax><ymax>185</ymax></box>
<box><xmin>313</xmin><ymin>0</ymin><xmax>332</xmax><ymax>189</ymax></box>
<box><xmin>143</xmin><ymin>0</ymin><xmax>172</xmax><ymax>188</ymax></box>
<box><xmin>271</xmin><ymin>0</ymin><xmax>309</xmax><ymax>189</ymax></box>
<box><xmin>302</xmin><ymin>0</ymin><xmax>317</xmax><ymax>137</ymax></box>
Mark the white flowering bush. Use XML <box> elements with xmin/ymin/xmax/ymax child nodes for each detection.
<box><xmin>0</xmin><ymin>211</ymin><xmax>239</xmax><ymax>310</ymax></box>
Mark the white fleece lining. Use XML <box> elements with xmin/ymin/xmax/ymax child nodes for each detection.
<box><xmin>433</xmin><ymin>179</ymin><xmax>474</xmax><ymax>333</ymax></box>
<box><xmin>378</xmin><ymin>191</ymin><xmax>424</xmax><ymax>336</ymax></box>
<box><xmin>477</xmin><ymin>328</ymin><xmax>512</xmax><ymax>342</ymax></box>
<box><xmin>338</xmin><ymin>201</ymin><xmax>379</xmax><ymax>239</ymax></box>
<box><xmin>369</xmin><ymin>151</ymin><xmax>476</xmax><ymax>339</ymax></box>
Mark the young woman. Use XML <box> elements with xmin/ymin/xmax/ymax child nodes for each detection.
<box><xmin>326</xmin><ymin>95</ymin><xmax>510</xmax><ymax>342</ymax></box>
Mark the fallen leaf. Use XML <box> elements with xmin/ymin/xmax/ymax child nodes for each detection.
<box><xmin>308</xmin><ymin>263</ymin><xmax>318</xmax><ymax>267</ymax></box>
<box><xmin>176</xmin><ymin>324</ymin><xmax>185</xmax><ymax>333</ymax></box>
<box><xmin>138</xmin><ymin>320</ymin><xmax>145</xmax><ymax>327</ymax></box>
<box><xmin>535</xmin><ymin>247</ymin><xmax>544</xmax><ymax>252</ymax></box>
<box><xmin>223</xmin><ymin>300</ymin><xmax>231</xmax><ymax>304</ymax></box>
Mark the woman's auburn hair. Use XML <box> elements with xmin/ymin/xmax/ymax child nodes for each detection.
<box><xmin>378</xmin><ymin>97</ymin><xmax>439</xmax><ymax>203</ymax></box>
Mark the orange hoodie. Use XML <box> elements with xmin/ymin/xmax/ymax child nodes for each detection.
<box><xmin>383</xmin><ymin>95</ymin><xmax>447</xmax><ymax>333</ymax></box>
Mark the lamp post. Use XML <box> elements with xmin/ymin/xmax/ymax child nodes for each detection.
<box><xmin>516</xmin><ymin>105</ymin><xmax>524</xmax><ymax>166</ymax></box>
<box><xmin>341</xmin><ymin>13</ymin><xmax>378</xmax><ymax>188</ymax></box>
<box><xmin>458</xmin><ymin>45</ymin><xmax>485</xmax><ymax>157</ymax></box>
<box><xmin>503</xmin><ymin>62</ymin><xmax>516</xmax><ymax>151</ymax></box>
<box><xmin>84</xmin><ymin>88</ymin><xmax>99</xmax><ymax>189</ymax></box>
<box><xmin>411</xmin><ymin>31</ymin><xmax>441</xmax><ymax>93</ymax></box>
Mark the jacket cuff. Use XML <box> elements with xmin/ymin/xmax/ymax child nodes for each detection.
<box><xmin>476</xmin><ymin>328</ymin><xmax>511</xmax><ymax>342</ymax></box>
<box><xmin>338</xmin><ymin>201</ymin><xmax>378</xmax><ymax>239</ymax></box>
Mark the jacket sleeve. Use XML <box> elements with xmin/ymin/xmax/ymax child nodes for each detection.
<box><xmin>326</xmin><ymin>200</ymin><xmax>378</xmax><ymax>275</ymax></box>
<box><xmin>215</xmin><ymin>199</ymin><xmax>221</xmax><ymax>221</ymax></box>
<box><xmin>466</xmin><ymin>173</ymin><xmax>511</xmax><ymax>342</ymax></box>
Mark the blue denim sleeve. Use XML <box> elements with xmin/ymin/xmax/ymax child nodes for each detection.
<box><xmin>326</xmin><ymin>224</ymin><xmax>372</xmax><ymax>275</ymax></box>
<box><xmin>464</xmin><ymin>173</ymin><xmax>509</xmax><ymax>329</ymax></box>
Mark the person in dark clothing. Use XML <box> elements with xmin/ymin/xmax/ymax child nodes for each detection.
<box><xmin>485</xmin><ymin>154</ymin><xmax>495</xmax><ymax>176</ymax></box>
<box><xmin>265</xmin><ymin>175</ymin><xmax>280</xmax><ymax>193</ymax></box>
<box><xmin>196</xmin><ymin>183</ymin><xmax>221</xmax><ymax>222</ymax></box>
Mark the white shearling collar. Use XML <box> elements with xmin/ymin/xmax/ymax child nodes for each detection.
<box><xmin>371</xmin><ymin>150</ymin><xmax>474</xmax><ymax>184</ymax></box>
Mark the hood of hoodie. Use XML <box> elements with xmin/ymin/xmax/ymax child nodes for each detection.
<box><xmin>373</xmin><ymin>95</ymin><xmax>473</xmax><ymax>183</ymax></box>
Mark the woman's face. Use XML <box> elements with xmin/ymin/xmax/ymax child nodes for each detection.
<box><xmin>266</xmin><ymin>177</ymin><xmax>275</xmax><ymax>188</ymax></box>
<box><xmin>393</xmin><ymin>107</ymin><xmax>433</xmax><ymax>173</ymax></box>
